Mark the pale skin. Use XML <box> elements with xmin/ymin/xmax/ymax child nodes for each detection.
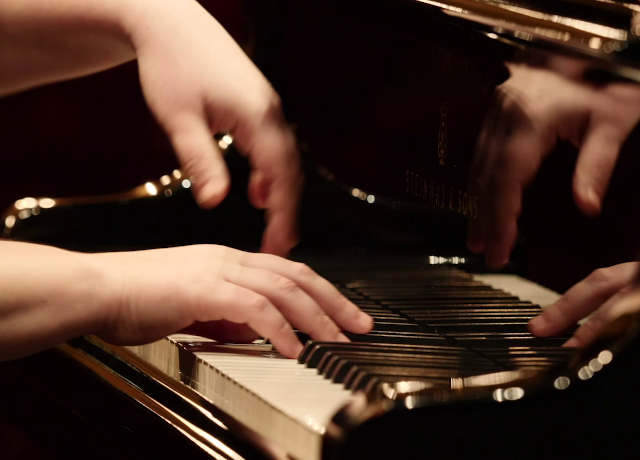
<box><xmin>467</xmin><ymin>61</ymin><xmax>640</xmax><ymax>346</ymax></box>
<box><xmin>0</xmin><ymin>0</ymin><xmax>373</xmax><ymax>361</ymax></box>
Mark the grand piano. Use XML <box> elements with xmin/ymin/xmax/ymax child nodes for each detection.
<box><xmin>3</xmin><ymin>0</ymin><xmax>640</xmax><ymax>459</ymax></box>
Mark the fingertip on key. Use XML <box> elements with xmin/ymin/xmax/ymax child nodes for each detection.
<box><xmin>336</xmin><ymin>333</ymin><xmax>350</xmax><ymax>343</ymax></box>
<box><xmin>358</xmin><ymin>312</ymin><xmax>374</xmax><ymax>332</ymax></box>
<box><xmin>528</xmin><ymin>315</ymin><xmax>550</xmax><ymax>336</ymax></box>
<box><xmin>292</xmin><ymin>341</ymin><xmax>304</xmax><ymax>357</ymax></box>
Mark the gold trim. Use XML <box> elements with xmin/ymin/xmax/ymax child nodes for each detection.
<box><xmin>57</xmin><ymin>337</ymin><xmax>289</xmax><ymax>460</ymax></box>
<box><xmin>1</xmin><ymin>134</ymin><xmax>234</xmax><ymax>238</ymax></box>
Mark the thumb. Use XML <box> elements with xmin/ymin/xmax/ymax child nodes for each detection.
<box><xmin>167</xmin><ymin>113</ymin><xmax>231</xmax><ymax>208</ymax></box>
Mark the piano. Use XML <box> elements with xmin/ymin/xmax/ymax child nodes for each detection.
<box><xmin>3</xmin><ymin>0</ymin><xmax>640</xmax><ymax>459</ymax></box>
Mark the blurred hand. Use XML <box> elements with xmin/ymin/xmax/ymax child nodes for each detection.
<box><xmin>96</xmin><ymin>245</ymin><xmax>374</xmax><ymax>358</ymax></box>
<box><xmin>468</xmin><ymin>63</ymin><xmax>640</xmax><ymax>269</ymax></box>
<box><xmin>131</xmin><ymin>0</ymin><xmax>301</xmax><ymax>256</ymax></box>
<box><xmin>529</xmin><ymin>262</ymin><xmax>640</xmax><ymax>347</ymax></box>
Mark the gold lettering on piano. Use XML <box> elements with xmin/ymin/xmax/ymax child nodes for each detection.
<box><xmin>405</xmin><ymin>170</ymin><xmax>477</xmax><ymax>219</ymax></box>
<box><xmin>438</xmin><ymin>104</ymin><xmax>448</xmax><ymax>166</ymax></box>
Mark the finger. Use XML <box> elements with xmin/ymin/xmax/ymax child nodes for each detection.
<box><xmin>482</xmin><ymin>125</ymin><xmax>544</xmax><ymax>269</ymax></box>
<box><xmin>467</xmin><ymin>89</ymin><xmax>506</xmax><ymax>254</ymax></box>
<box><xmin>466</xmin><ymin>219</ymin><xmax>484</xmax><ymax>254</ymax></box>
<box><xmin>240</xmin><ymin>252</ymin><xmax>374</xmax><ymax>334</ymax></box>
<box><xmin>167</xmin><ymin>112</ymin><xmax>231</xmax><ymax>208</ymax></box>
<box><xmin>182</xmin><ymin>320</ymin><xmax>259</xmax><ymax>343</ymax></box>
<box><xmin>259</xmin><ymin>126</ymin><xmax>302</xmax><ymax>256</ymax></box>
<box><xmin>192</xmin><ymin>280</ymin><xmax>302</xmax><ymax>358</ymax></box>
<box><xmin>529</xmin><ymin>263</ymin><xmax>638</xmax><ymax>337</ymax></box>
<box><xmin>248</xmin><ymin>170</ymin><xmax>269</xmax><ymax>209</ymax></box>
<box><xmin>472</xmin><ymin>86</ymin><xmax>528</xmax><ymax>264</ymax></box>
<box><xmin>563</xmin><ymin>288</ymin><xmax>631</xmax><ymax>348</ymax></box>
<box><xmin>573</xmin><ymin>123</ymin><xmax>626</xmax><ymax>217</ymax></box>
<box><xmin>482</xmin><ymin>176</ymin><xmax>521</xmax><ymax>269</ymax></box>
<box><xmin>226</xmin><ymin>265</ymin><xmax>350</xmax><ymax>342</ymax></box>
<box><xmin>230</xmin><ymin>94</ymin><xmax>302</xmax><ymax>257</ymax></box>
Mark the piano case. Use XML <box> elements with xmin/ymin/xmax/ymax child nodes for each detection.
<box><xmin>4</xmin><ymin>0</ymin><xmax>640</xmax><ymax>459</ymax></box>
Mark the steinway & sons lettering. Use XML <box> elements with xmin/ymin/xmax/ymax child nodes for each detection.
<box><xmin>405</xmin><ymin>170</ymin><xmax>477</xmax><ymax>218</ymax></box>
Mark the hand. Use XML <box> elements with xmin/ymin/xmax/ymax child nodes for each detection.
<box><xmin>467</xmin><ymin>63</ymin><xmax>640</xmax><ymax>269</ymax></box>
<box><xmin>129</xmin><ymin>0</ymin><xmax>301</xmax><ymax>256</ymax></box>
<box><xmin>528</xmin><ymin>262</ymin><xmax>640</xmax><ymax>347</ymax></box>
<box><xmin>95</xmin><ymin>245</ymin><xmax>374</xmax><ymax>358</ymax></box>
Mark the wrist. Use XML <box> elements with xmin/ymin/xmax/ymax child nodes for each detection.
<box><xmin>0</xmin><ymin>242</ymin><xmax>116</xmax><ymax>360</ymax></box>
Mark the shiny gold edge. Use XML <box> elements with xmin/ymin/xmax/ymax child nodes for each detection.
<box><xmin>410</xmin><ymin>0</ymin><xmax>640</xmax><ymax>80</ymax></box>
<box><xmin>1</xmin><ymin>134</ymin><xmax>234</xmax><ymax>238</ymax></box>
<box><xmin>57</xmin><ymin>336</ymin><xmax>289</xmax><ymax>460</ymax></box>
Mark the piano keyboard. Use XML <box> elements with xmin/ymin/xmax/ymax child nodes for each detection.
<box><xmin>127</xmin><ymin>259</ymin><xmax>570</xmax><ymax>460</ymax></box>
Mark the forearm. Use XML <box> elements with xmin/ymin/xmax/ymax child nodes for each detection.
<box><xmin>0</xmin><ymin>241</ymin><xmax>110</xmax><ymax>361</ymax></box>
<box><xmin>0</xmin><ymin>0</ymin><xmax>144</xmax><ymax>96</ymax></box>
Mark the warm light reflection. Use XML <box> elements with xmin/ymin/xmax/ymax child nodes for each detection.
<box><xmin>351</xmin><ymin>188</ymin><xmax>360</xmax><ymax>197</ymax></box>
<box><xmin>182</xmin><ymin>179</ymin><xmax>192</xmax><ymax>189</ymax></box>
<box><xmin>418</xmin><ymin>0</ymin><xmax>627</xmax><ymax>41</ymax></box>
<box><xmin>4</xmin><ymin>216</ymin><xmax>16</xmax><ymax>229</ymax></box>
<box><xmin>578</xmin><ymin>366</ymin><xmax>594</xmax><ymax>380</ymax></box>
<box><xmin>38</xmin><ymin>198</ymin><xmax>55</xmax><ymax>209</ymax></box>
<box><xmin>405</xmin><ymin>395</ymin><xmax>416</xmax><ymax>409</ymax></box>
<box><xmin>588</xmin><ymin>358</ymin><xmax>603</xmax><ymax>372</ymax></box>
<box><xmin>23</xmin><ymin>198</ymin><xmax>37</xmax><ymax>208</ymax></box>
<box><xmin>145</xmin><ymin>182</ymin><xmax>158</xmax><ymax>196</ymax></box>
<box><xmin>173</xmin><ymin>170</ymin><xmax>182</xmax><ymax>179</ymax></box>
<box><xmin>429</xmin><ymin>256</ymin><xmax>466</xmax><ymax>265</ymax></box>
<box><xmin>160</xmin><ymin>175</ymin><xmax>171</xmax><ymax>186</ymax></box>
<box><xmin>15</xmin><ymin>198</ymin><xmax>39</xmax><ymax>210</ymax></box>
<box><xmin>164</xmin><ymin>189</ymin><xmax>173</xmax><ymax>197</ymax></box>
<box><xmin>589</xmin><ymin>37</ymin><xmax>603</xmax><ymax>50</ymax></box>
<box><xmin>598</xmin><ymin>350</ymin><xmax>613</xmax><ymax>365</ymax></box>
<box><xmin>18</xmin><ymin>210</ymin><xmax>30</xmax><ymax>220</ymax></box>
<box><xmin>554</xmin><ymin>376</ymin><xmax>570</xmax><ymax>390</ymax></box>
<box><xmin>492</xmin><ymin>387</ymin><xmax>524</xmax><ymax>402</ymax></box>
<box><xmin>367</xmin><ymin>195</ymin><xmax>375</xmax><ymax>204</ymax></box>
<box><xmin>504</xmin><ymin>387</ymin><xmax>525</xmax><ymax>401</ymax></box>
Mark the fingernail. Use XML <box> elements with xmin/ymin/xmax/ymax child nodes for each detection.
<box><xmin>564</xmin><ymin>338</ymin><xmax>579</xmax><ymax>348</ymax></box>
<box><xmin>585</xmin><ymin>187</ymin><xmax>599</xmax><ymax>206</ymax></box>
<box><xmin>582</xmin><ymin>186</ymin><xmax>601</xmax><ymax>214</ymax></box>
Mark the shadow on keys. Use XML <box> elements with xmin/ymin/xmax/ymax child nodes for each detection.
<box><xmin>4</xmin><ymin>0</ymin><xmax>640</xmax><ymax>459</ymax></box>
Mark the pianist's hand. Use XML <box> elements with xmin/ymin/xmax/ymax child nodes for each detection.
<box><xmin>0</xmin><ymin>242</ymin><xmax>373</xmax><ymax>361</ymax></box>
<box><xmin>468</xmin><ymin>63</ymin><xmax>640</xmax><ymax>269</ymax></box>
<box><xmin>132</xmin><ymin>0</ymin><xmax>301</xmax><ymax>257</ymax></box>
<box><xmin>94</xmin><ymin>245</ymin><xmax>373</xmax><ymax>358</ymax></box>
<box><xmin>0</xmin><ymin>0</ymin><xmax>302</xmax><ymax>256</ymax></box>
<box><xmin>529</xmin><ymin>262</ymin><xmax>640</xmax><ymax>347</ymax></box>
